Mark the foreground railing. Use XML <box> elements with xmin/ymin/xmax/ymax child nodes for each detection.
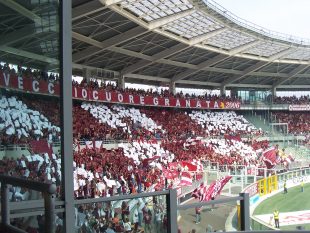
<box><xmin>0</xmin><ymin>175</ymin><xmax>56</xmax><ymax>233</ymax></box>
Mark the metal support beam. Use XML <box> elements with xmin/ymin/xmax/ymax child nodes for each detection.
<box><xmin>0</xmin><ymin>0</ymin><xmax>41</xmax><ymax>22</ymax></box>
<box><xmin>239</xmin><ymin>193</ymin><xmax>250</xmax><ymax>231</ymax></box>
<box><xmin>0</xmin><ymin>0</ymin><xmax>57</xmax><ymax>32</ymax></box>
<box><xmin>228</xmin><ymin>40</ymin><xmax>260</xmax><ymax>55</ymax></box>
<box><xmin>167</xmin><ymin>189</ymin><xmax>178</xmax><ymax>233</ymax></box>
<box><xmin>171</xmin><ymin>54</ymin><xmax>227</xmax><ymax>82</ymax></box>
<box><xmin>0</xmin><ymin>26</ymin><xmax>36</xmax><ymax>46</ymax></box>
<box><xmin>72</xmin><ymin>0</ymin><xmax>106</xmax><ymax>21</ymax></box>
<box><xmin>1</xmin><ymin>184</ymin><xmax>9</xmax><ymax>227</ymax></box>
<box><xmin>61</xmin><ymin>1</ymin><xmax>75</xmax><ymax>233</ymax></box>
<box><xmin>72</xmin><ymin>26</ymin><xmax>147</xmax><ymax>62</ymax></box>
<box><xmin>124</xmin><ymin>73</ymin><xmax>170</xmax><ymax>82</ymax></box>
<box><xmin>149</xmin><ymin>9</ymin><xmax>195</xmax><ymax>30</ymax></box>
<box><xmin>44</xmin><ymin>193</ymin><xmax>56</xmax><ymax>233</ymax></box>
<box><xmin>100</xmin><ymin>0</ymin><xmax>123</xmax><ymax>7</ymax></box>
<box><xmin>108</xmin><ymin>45</ymin><xmax>308</xmax><ymax>79</ymax></box>
<box><xmin>222</xmin><ymin>47</ymin><xmax>297</xmax><ymax>85</ymax></box>
<box><xmin>168</xmin><ymin>41</ymin><xmax>259</xmax><ymax>82</ymax></box>
<box><xmin>222</xmin><ymin>61</ymin><xmax>267</xmax><ymax>85</ymax></box>
<box><xmin>272</xmin><ymin>64</ymin><xmax>309</xmax><ymax>87</ymax></box>
<box><xmin>0</xmin><ymin>46</ymin><xmax>58</xmax><ymax>64</ymax></box>
<box><xmin>121</xmin><ymin>43</ymin><xmax>188</xmax><ymax>74</ymax></box>
<box><xmin>189</xmin><ymin>27</ymin><xmax>227</xmax><ymax>45</ymax></box>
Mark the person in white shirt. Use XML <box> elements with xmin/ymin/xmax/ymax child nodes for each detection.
<box><xmin>123</xmin><ymin>217</ymin><xmax>131</xmax><ymax>233</ymax></box>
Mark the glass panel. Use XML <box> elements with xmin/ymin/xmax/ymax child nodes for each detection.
<box><xmin>10</xmin><ymin>212</ymin><xmax>64</xmax><ymax>233</ymax></box>
<box><xmin>178</xmin><ymin>200</ymin><xmax>238</xmax><ymax>232</ymax></box>
<box><xmin>75</xmin><ymin>194</ymin><xmax>168</xmax><ymax>233</ymax></box>
<box><xmin>0</xmin><ymin>0</ymin><xmax>61</xmax><ymax>202</ymax></box>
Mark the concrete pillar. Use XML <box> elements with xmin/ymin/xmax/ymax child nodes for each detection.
<box><xmin>230</xmin><ymin>88</ymin><xmax>238</xmax><ymax>98</ymax></box>
<box><xmin>169</xmin><ymin>82</ymin><xmax>176</xmax><ymax>95</ymax></box>
<box><xmin>220</xmin><ymin>85</ymin><xmax>226</xmax><ymax>96</ymax></box>
<box><xmin>272</xmin><ymin>87</ymin><xmax>277</xmax><ymax>102</ymax></box>
<box><xmin>118</xmin><ymin>76</ymin><xmax>125</xmax><ymax>90</ymax></box>
<box><xmin>82</xmin><ymin>68</ymin><xmax>91</xmax><ymax>83</ymax></box>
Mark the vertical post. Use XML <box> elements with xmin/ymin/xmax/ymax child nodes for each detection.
<box><xmin>169</xmin><ymin>82</ymin><xmax>176</xmax><ymax>95</ymax></box>
<box><xmin>60</xmin><ymin>0</ymin><xmax>74</xmax><ymax>232</ymax></box>
<box><xmin>44</xmin><ymin>193</ymin><xmax>56</xmax><ymax>233</ymax></box>
<box><xmin>118</xmin><ymin>76</ymin><xmax>125</xmax><ymax>90</ymax></box>
<box><xmin>1</xmin><ymin>183</ymin><xmax>9</xmax><ymax>227</ymax></box>
<box><xmin>239</xmin><ymin>192</ymin><xmax>250</xmax><ymax>231</ymax></box>
<box><xmin>167</xmin><ymin>189</ymin><xmax>178</xmax><ymax>233</ymax></box>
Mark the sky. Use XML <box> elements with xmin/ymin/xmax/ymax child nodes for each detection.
<box><xmin>213</xmin><ymin>0</ymin><xmax>310</xmax><ymax>40</ymax></box>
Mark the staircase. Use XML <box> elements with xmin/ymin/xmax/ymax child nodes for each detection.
<box><xmin>244</xmin><ymin>113</ymin><xmax>285</xmax><ymax>137</ymax></box>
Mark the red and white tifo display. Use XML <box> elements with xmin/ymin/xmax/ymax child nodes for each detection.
<box><xmin>0</xmin><ymin>71</ymin><xmax>240</xmax><ymax>110</ymax></box>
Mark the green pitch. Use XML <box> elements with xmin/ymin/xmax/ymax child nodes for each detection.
<box><xmin>254</xmin><ymin>183</ymin><xmax>310</xmax><ymax>215</ymax></box>
<box><xmin>253</xmin><ymin>183</ymin><xmax>310</xmax><ymax>230</ymax></box>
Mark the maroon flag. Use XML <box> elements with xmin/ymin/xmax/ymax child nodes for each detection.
<box><xmin>162</xmin><ymin>168</ymin><xmax>179</xmax><ymax>179</ymax></box>
<box><xmin>168</xmin><ymin>162</ymin><xmax>178</xmax><ymax>170</ymax></box>
<box><xmin>262</xmin><ymin>147</ymin><xmax>279</xmax><ymax>169</ymax></box>
<box><xmin>181</xmin><ymin>161</ymin><xmax>197</xmax><ymax>171</ymax></box>
<box><xmin>192</xmin><ymin>183</ymin><xmax>208</xmax><ymax>201</ymax></box>
<box><xmin>200</xmin><ymin>176</ymin><xmax>232</xmax><ymax>202</ymax></box>
<box><xmin>142</xmin><ymin>156</ymin><xmax>160</xmax><ymax>166</ymax></box>
<box><xmin>224</xmin><ymin>134</ymin><xmax>241</xmax><ymax>142</ymax></box>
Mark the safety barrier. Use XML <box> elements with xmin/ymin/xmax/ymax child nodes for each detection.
<box><xmin>0</xmin><ymin>174</ymin><xmax>56</xmax><ymax>233</ymax></box>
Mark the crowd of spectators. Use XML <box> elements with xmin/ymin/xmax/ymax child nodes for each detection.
<box><xmin>74</xmin><ymin>195</ymin><xmax>167</xmax><ymax>233</ymax></box>
<box><xmin>273</xmin><ymin>95</ymin><xmax>310</xmax><ymax>104</ymax></box>
<box><xmin>0</xmin><ymin>96</ymin><xmax>60</xmax><ymax>145</ymax></box>
<box><xmin>2</xmin><ymin>63</ymin><xmax>310</xmax><ymax>233</ymax></box>
<box><xmin>272</xmin><ymin>112</ymin><xmax>310</xmax><ymax>135</ymax></box>
<box><xmin>188</xmin><ymin>111</ymin><xmax>259</xmax><ymax>136</ymax></box>
<box><xmin>0</xmin><ymin>63</ymin><xmax>60</xmax><ymax>82</ymax></box>
<box><xmin>140</xmin><ymin>109</ymin><xmax>206</xmax><ymax>140</ymax></box>
<box><xmin>73</xmin><ymin>105</ymin><xmax>129</xmax><ymax>141</ymax></box>
<box><xmin>0</xmin><ymin>152</ymin><xmax>61</xmax><ymax>199</ymax></box>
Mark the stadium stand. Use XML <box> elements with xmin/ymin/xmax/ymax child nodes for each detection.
<box><xmin>272</xmin><ymin>112</ymin><xmax>310</xmax><ymax>135</ymax></box>
<box><xmin>2</xmin><ymin>0</ymin><xmax>310</xmax><ymax>231</ymax></box>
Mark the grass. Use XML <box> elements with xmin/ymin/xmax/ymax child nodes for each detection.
<box><xmin>281</xmin><ymin>223</ymin><xmax>310</xmax><ymax>230</ymax></box>
<box><xmin>254</xmin><ymin>183</ymin><xmax>310</xmax><ymax>215</ymax></box>
<box><xmin>253</xmin><ymin>183</ymin><xmax>310</xmax><ymax>230</ymax></box>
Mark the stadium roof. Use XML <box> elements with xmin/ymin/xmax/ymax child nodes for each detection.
<box><xmin>1</xmin><ymin>0</ymin><xmax>310</xmax><ymax>90</ymax></box>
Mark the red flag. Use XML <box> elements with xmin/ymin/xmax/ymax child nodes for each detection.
<box><xmin>168</xmin><ymin>162</ymin><xmax>179</xmax><ymax>170</ymax></box>
<box><xmin>179</xmin><ymin>171</ymin><xmax>192</xmax><ymax>187</ymax></box>
<box><xmin>142</xmin><ymin>156</ymin><xmax>160</xmax><ymax>167</ymax></box>
<box><xmin>262</xmin><ymin>147</ymin><xmax>279</xmax><ymax>169</ymax></box>
<box><xmin>181</xmin><ymin>161</ymin><xmax>197</xmax><ymax>171</ymax></box>
<box><xmin>162</xmin><ymin>168</ymin><xmax>179</xmax><ymax>179</ymax></box>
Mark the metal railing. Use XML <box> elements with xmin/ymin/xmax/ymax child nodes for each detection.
<box><xmin>204</xmin><ymin>0</ymin><xmax>310</xmax><ymax>46</ymax></box>
<box><xmin>0</xmin><ymin>175</ymin><xmax>56</xmax><ymax>233</ymax></box>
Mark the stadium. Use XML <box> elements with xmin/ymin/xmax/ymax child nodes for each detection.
<box><xmin>0</xmin><ymin>0</ymin><xmax>310</xmax><ymax>233</ymax></box>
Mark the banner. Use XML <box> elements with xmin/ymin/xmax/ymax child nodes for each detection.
<box><xmin>0</xmin><ymin>71</ymin><xmax>241</xmax><ymax>110</ymax></box>
<box><xmin>243</xmin><ymin>182</ymin><xmax>258</xmax><ymax>197</ymax></box>
<box><xmin>209</xmin><ymin>176</ymin><xmax>232</xmax><ymax>200</ymax></box>
<box><xmin>288</xmin><ymin>105</ymin><xmax>310</xmax><ymax>111</ymax></box>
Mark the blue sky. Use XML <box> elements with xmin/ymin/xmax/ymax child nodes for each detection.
<box><xmin>213</xmin><ymin>0</ymin><xmax>310</xmax><ymax>39</ymax></box>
